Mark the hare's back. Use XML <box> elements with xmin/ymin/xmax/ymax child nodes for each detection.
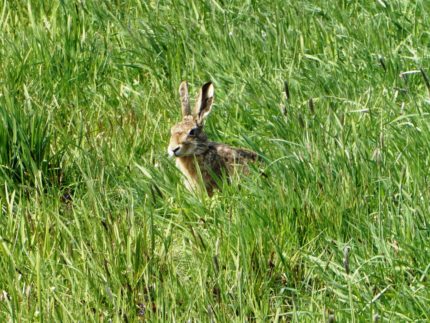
<box><xmin>209</xmin><ymin>142</ymin><xmax>257</xmax><ymax>165</ymax></box>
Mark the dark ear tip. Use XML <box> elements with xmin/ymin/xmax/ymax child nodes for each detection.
<box><xmin>201</xmin><ymin>82</ymin><xmax>214</xmax><ymax>98</ymax></box>
<box><xmin>202</xmin><ymin>81</ymin><xmax>213</xmax><ymax>89</ymax></box>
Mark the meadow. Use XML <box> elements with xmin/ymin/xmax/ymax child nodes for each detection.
<box><xmin>1</xmin><ymin>0</ymin><xmax>430</xmax><ymax>321</ymax></box>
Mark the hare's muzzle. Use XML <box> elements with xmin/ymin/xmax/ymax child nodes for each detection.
<box><xmin>168</xmin><ymin>146</ymin><xmax>181</xmax><ymax>157</ymax></box>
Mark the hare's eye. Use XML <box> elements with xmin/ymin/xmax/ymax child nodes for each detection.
<box><xmin>188</xmin><ymin>128</ymin><xmax>198</xmax><ymax>136</ymax></box>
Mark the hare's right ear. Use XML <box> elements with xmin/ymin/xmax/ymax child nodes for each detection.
<box><xmin>179</xmin><ymin>81</ymin><xmax>191</xmax><ymax>116</ymax></box>
<box><xmin>195</xmin><ymin>82</ymin><xmax>214</xmax><ymax>125</ymax></box>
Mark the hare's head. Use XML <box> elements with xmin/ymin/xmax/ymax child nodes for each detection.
<box><xmin>168</xmin><ymin>81</ymin><xmax>214</xmax><ymax>157</ymax></box>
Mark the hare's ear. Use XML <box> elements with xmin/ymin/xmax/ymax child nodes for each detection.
<box><xmin>179</xmin><ymin>81</ymin><xmax>191</xmax><ymax>116</ymax></box>
<box><xmin>195</xmin><ymin>82</ymin><xmax>214</xmax><ymax>125</ymax></box>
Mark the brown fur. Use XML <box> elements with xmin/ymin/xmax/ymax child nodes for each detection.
<box><xmin>168</xmin><ymin>81</ymin><xmax>258</xmax><ymax>195</ymax></box>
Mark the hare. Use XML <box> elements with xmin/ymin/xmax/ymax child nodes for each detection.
<box><xmin>168</xmin><ymin>81</ymin><xmax>258</xmax><ymax>195</ymax></box>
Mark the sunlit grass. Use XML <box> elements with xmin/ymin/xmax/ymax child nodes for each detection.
<box><xmin>0</xmin><ymin>0</ymin><xmax>430</xmax><ymax>321</ymax></box>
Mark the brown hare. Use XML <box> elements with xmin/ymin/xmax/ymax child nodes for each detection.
<box><xmin>168</xmin><ymin>81</ymin><xmax>258</xmax><ymax>195</ymax></box>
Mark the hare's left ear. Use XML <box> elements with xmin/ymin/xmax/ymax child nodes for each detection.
<box><xmin>194</xmin><ymin>82</ymin><xmax>214</xmax><ymax>125</ymax></box>
<box><xmin>179</xmin><ymin>81</ymin><xmax>191</xmax><ymax>116</ymax></box>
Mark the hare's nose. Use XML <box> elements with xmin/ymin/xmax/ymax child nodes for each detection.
<box><xmin>172</xmin><ymin>147</ymin><xmax>180</xmax><ymax>155</ymax></box>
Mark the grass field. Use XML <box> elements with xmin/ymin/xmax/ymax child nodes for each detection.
<box><xmin>1</xmin><ymin>0</ymin><xmax>430</xmax><ymax>321</ymax></box>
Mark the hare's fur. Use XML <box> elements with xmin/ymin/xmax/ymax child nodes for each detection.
<box><xmin>168</xmin><ymin>81</ymin><xmax>257</xmax><ymax>195</ymax></box>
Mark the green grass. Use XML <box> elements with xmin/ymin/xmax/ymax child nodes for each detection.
<box><xmin>1</xmin><ymin>0</ymin><xmax>430</xmax><ymax>321</ymax></box>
